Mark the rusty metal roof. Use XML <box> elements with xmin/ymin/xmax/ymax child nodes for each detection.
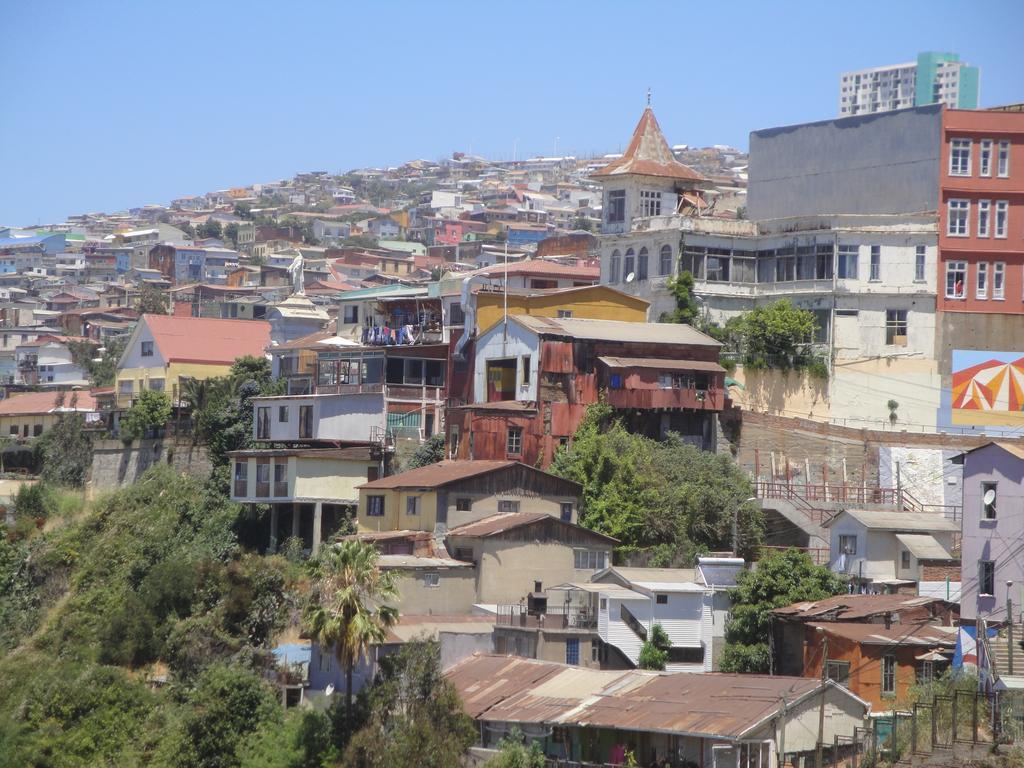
<box><xmin>591</xmin><ymin>108</ymin><xmax>707</xmax><ymax>183</ymax></box>
<box><xmin>357</xmin><ymin>460</ymin><xmax>517</xmax><ymax>489</ymax></box>
<box><xmin>807</xmin><ymin>621</ymin><xmax>957</xmax><ymax>647</ymax></box>
<box><xmin>447</xmin><ymin>513</ymin><xmax>618</xmax><ymax>545</ymax></box>
<box><xmin>598</xmin><ymin>356</ymin><xmax>725</xmax><ymax>373</ymax></box>
<box><xmin>446</xmin><ymin>655</ymin><xmax>852</xmax><ymax>739</ymax></box>
<box><xmin>512</xmin><ymin>315</ymin><xmax>720</xmax><ymax>347</ymax></box>
<box><xmin>772</xmin><ymin>593</ymin><xmax>948</xmax><ymax>621</ymax></box>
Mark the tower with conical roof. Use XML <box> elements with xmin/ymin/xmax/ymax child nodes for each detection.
<box><xmin>592</xmin><ymin>107</ymin><xmax>709</xmax><ymax>236</ymax></box>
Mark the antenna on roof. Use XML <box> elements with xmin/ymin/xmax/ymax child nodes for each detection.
<box><xmin>646</xmin><ymin>87</ymin><xmax>651</xmax><ymax>107</ymax></box>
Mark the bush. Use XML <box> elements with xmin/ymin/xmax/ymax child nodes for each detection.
<box><xmin>121</xmin><ymin>389</ymin><xmax>172</xmax><ymax>440</ymax></box>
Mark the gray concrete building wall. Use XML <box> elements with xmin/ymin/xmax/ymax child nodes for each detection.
<box><xmin>748</xmin><ymin>104</ymin><xmax>943</xmax><ymax>219</ymax></box>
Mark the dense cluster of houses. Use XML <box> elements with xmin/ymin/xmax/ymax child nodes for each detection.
<box><xmin>2</xmin><ymin>98</ymin><xmax>1024</xmax><ymax>765</ymax></box>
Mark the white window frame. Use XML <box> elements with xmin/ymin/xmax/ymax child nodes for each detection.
<box><xmin>837</xmin><ymin>244</ymin><xmax>859</xmax><ymax>280</ymax></box>
<box><xmin>839</xmin><ymin>535</ymin><xmax>857</xmax><ymax>555</ymax></box>
<box><xmin>949</xmin><ymin>138</ymin><xmax>972</xmax><ymax>176</ymax></box>
<box><xmin>947</xmin><ymin>199</ymin><xmax>969</xmax><ymax>237</ymax></box>
<box><xmin>946</xmin><ymin>261</ymin><xmax>967</xmax><ymax>299</ymax></box>
<box><xmin>997</xmin><ymin>141</ymin><xmax>1010</xmax><ymax>178</ymax></box>
<box><xmin>995</xmin><ymin>201</ymin><xmax>1008</xmax><ymax>238</ymax></box>
<box><xmin>977</xmin><ymin>262</ymin><xmax>989</xmax><ymax>300</ymax></box>
<box><xmin>869</xmin><ymin>245</ymin><xmax>881</xmax><ymax>281</ymax></box>
<box><xmin>914</xmin><ymin>245</ymin><xmax>926</xmax><ymax>282</ymax></box>
<box><xmin>978</xmin><ymin>200</ymin><xmax>991</xmax><ymax>238</ymax></box>
<box><xmin>994</xmin><ymin>263</ymin><xmax>1005</xmax><ymax>300</ymax></box>
<box><xmin>980</xmin><ymin>139</ymin><xmax>993</xmax><ymax>177</ymax></box>
<box><xmin>639</xmin><ymin>190</ymin><xmax>662</xmax><ymax>218</ymax></box>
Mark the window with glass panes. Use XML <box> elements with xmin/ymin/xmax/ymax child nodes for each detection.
<box><xmin>869</xmin><ymin>245</ymin><xmax>881</xmax><ymax>280</ymax></box>
<box><xmin>885</xmin><ymin>310</ymin><xmax>908</xmax><ymax>345</ymax></box>
<box><xmin>838</xmin><ymin>245</ymin><xmax>858</xmax><ymax>279</ymax></box>
<box><xmin>915</xmin><ymin>246</ymin><xmax>926</xmax><ymax>281</ymax></box>
<box><xmin>659</xmin><ymin>244</ymin><xmax>673</xmax><ymax>276</ymax></box>
<box><xmin>639</xmin><ymin>190</ymin><xmax>662</xmax><ymax>217</ymax></box>
<box><xmin>949</xmin><ymin>139</ymin><xmax>971</xmax><ymax>176</ymax></box>
<box><xmin>977</xmin><ymin>262</ymin><xmax>989</xmax><ymax>299</ymax></box>
<box><xmin>995</xmin><ymin>201</ymin><xmax>1008</xmax><ymax>238</ymax></box>
<box><xmin>946</xmin><ymin>262</ymin><xmax>966</xmax><ymax>298</ymax></box>
<box><xmin>947</xmin><ymin>200</ymin><xmax>969</xmax><ymax>236</ymax></box>
<box><xmin>978</xmin><ymin>200</ymin><xmax>991</xmax><ymax>237</ymax></box>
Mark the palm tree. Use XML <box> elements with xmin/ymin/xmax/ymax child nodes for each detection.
<box><xmin>304</xmin><ymin>539</ymin><xmax>400</xmax><ymax>735</ymax></box>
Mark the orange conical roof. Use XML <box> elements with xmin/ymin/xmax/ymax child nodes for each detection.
<box><xmin>593</xmin><ymin>107</ymin><xmax>706</xmax><ymax>182</ymax></box>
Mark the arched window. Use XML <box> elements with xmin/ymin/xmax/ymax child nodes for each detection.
<box><xmin>660</xmin><ymin>244</ymin><xmax>673</xmax><ymax>276</ymax></box>
<box><xmin>637</xmin><ymin>247</ymin><xmax>649</xmax><ymax>281</ymax></box>
<box><xmin>624</xmin><ymin>248</ymin><xmax>636</xmax><ymax>281</ymax></box>
<box><xmin>609</xmin><ymin>250</ymin><xmax>621</xmax><ymax>283</ymax></box>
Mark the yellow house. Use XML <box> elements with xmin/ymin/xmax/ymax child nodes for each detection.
<box><xmin>356</xmin><ymin>459</ymin><xmax>581</xmax><ymax>533</ymax></box>
<box><xmin>230</xmin><ymin>446</ymin><xmax>379</xmax><ymax>555</ymax></box>
<box><xmin>115</xmin><ymin>314</ymin><xmax>271</xmax><ymax>408</ymax></box>
<box><xmin>0</xmin><ymin>390</ymin><xmax>99</xmax><ymax>439</ymax></box>
<box><xmin>474</xmin><ymin>284</ymin><xmax>649</xmax><ymax>335</ymax></box>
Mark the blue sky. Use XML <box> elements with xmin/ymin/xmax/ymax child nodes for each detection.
<box><xmin>1</xmin><ymin>0</ymin><xmax>1021</xmax><ymax>226</ymax></box>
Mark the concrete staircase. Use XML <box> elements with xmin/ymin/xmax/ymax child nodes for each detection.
<box><xmin>991</xmin><ymin>625</ymin><xmax>1024</xmax><ymax>677</ymax></box>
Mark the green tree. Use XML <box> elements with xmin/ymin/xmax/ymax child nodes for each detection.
<box><xmin>405</xmin><ymin>434</ymin><xmax>445</xmax><ymax>470</ymax></box>
<box><xmin>199</xmin><ymin>220</ymin><xmax>224</xmax><ymax>240</ymax></box>
<box><xmin>224</xmin><ymin>223</ymin><xmax>240</xmax><ymax>248</ymax></box>
<box><xmin>304</xmin><ymin>540</ymin><xmax>400</xmax><ymax>740</ymax></box>
<box><xmin>720</xmin><ymin>548</ymin><xmax>845</xmax><ymax>673</ymax></box>
<box><xmin>34</xmin><ymin>393</ymin><xmax>93</xmax><ymax>487</ymax></box>
<box><xmin>234</xmin><ymin>203</ymin><xmax>253</xmax><ymax>220</ymax></box>
<box><xmin>171</xmin><ymin>664</ymin><xmax>281</xmax><ymax>768</ymax></box>
<box><xmin>341</xmin><ymin>235</ymin><xmax>377</xmax><ymax>250</ymax></box>
<box><xmin>571</xmin><ymin>215</ymin><xmax>593</xmax><ymax>232</ymax></box>
<box><xmin>485</xmin><ymin>728</ymin><xmax>546</xmax><ymax>768</ymax></box>
<box><xmin>551</xmin><ymin>405</ymin><xmax>762</xmax><ymax>560</ymax></box>
<box><xmin>637</xmin><ymin>623</ymin><xmax>671</xmax><ymax>671</ymax></box>
<box><xmin>121</xmin><ymin>389</ymin><xmax>172</xmax><ymax>440</ymax></box>
<box><xmin>345</xmin><ymin>640</ymin><xmax>475</xmax><ymax>768</ymax></box>
<box><xmin>68</xmin><ymin>337</ymin><xmax>124</xmax><ymax>387</ymax></box>
<box><xmin>732</xmin><ymin>299</ymin><xmax>816</xmax><ymax>368</ymax></box>
<box><xmin>658</xmin><ymin>271</ymin><xmax>700</xmax><ymax>324</ymax></box>
<box><xmin>137</xmin><ymin>284</ymin><xmax>169</xmax><ymax>315</ymax></box>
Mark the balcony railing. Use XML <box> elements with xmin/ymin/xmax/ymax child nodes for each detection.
<box><xmin>605</xmin><ymin>387</ymin><xmax>724</xmax><ymax>411</ymax></box>
<box><xmin>496</xmin><ymin>604</ymin><xmax>597</xmax><ymax>630</ymax></box>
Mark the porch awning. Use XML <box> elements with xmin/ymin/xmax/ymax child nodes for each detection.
<box><xmin>549</xmin><ymin>582</ymin><xmax>648</xmax><ymax>600</ymax></box>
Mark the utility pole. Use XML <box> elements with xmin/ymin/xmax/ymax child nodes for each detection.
<box><xmin>816</xmin><ymin>629</ymin><xmax>829</xmax><ymax>768</ymax></box>
<box><xmin>1008</xmin><ymin>581</ymin><xmax>1015</xmax><ymax>676</ymax></box>
<box><xmin>778</xmin><ymin>696</ymin><xmax>787</xmax><ymax>768</ymax></box>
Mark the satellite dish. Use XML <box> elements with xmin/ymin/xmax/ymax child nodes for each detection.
<box><xmin>325</xmin><ymin>684</ymin><xmax>335</xmax><ymax>697</ymax></box>
<box><xmin>984</xmin><ymin>489</ymin><xmax>996</xmax><ymax>506</ymax></box>
<box><xmin>624</xmin><ymin>271</ymin><xmax>636</xmax><ymax>283</ymax></box>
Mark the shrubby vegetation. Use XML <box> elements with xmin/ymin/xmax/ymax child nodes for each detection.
<box><xmin>551</xmin><ymin>404</ymin><xmax>763</xmax><ymax>562</ymax></box>
<box><xmin>720</xmin><ymin>548</ymin><xmax>845</xmax><ymax>673</ymax></box>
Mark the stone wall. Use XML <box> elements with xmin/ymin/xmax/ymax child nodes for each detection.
<box><xmin>89</xmin><ymin>438</ymin><xmax>212</xmax><ymax>493</ymax></box>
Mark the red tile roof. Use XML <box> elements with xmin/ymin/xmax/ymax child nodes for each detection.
<box><xmin>0</xmin><ymin>390</ymin><xmax>98</xmax><ymax>416</ymax></box>
<box><xmin>143</xmin><ymin>314</ymin><xmax>271</xmax><ymax>365</ymax></box>
<box><xmin>592</xmin><ymin>107</ymin><xmax>706</xmax><ymax>182</ymax></box>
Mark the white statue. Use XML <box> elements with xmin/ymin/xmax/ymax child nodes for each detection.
<box><xmin>287</xmin><ymin>253</ymin><xmax>304</xmax><ymax>296</ymax></box>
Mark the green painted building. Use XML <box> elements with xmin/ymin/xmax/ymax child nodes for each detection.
<box><xmin>914</xmin><ymin>51</ymin><xmax>980</xmax><ymax>109</ymax></box>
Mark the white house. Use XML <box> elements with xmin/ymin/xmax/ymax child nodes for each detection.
<box><xmin>823</xmin><ymin>509</ymin><xmax>960</xmax><ymax>599</ymax></box>
<box><xmin>14</xmin><ymin>336</ymin><xmax>90</xmax><ymax>386</ymax></box>
<box><xmin>557</xmin><ymin>558</ymin><xmax>743</xmax><ymax>673</ymax></box>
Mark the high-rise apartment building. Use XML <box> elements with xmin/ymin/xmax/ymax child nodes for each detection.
<box><xmin>839</xmin><ymin>51</ymin><xmax>980</xmax><ymax>116</ymax></box>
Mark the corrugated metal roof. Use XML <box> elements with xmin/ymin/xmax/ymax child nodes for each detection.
<box><xmin>772</xmin><ymin>593</ymin><xmax>947</xmax><ymax>620</ymax></box>
<box><xmin>894</xmin><ymin>533</ymin><xmax>954</xmax><ymax>561</ymax></box>
<box><xmin>358</xmin><ymin>460</ymin><xmax>517</xmax><ymax>489</ymax></box>
<box><xmin>549</xmin><ymin>582</ymin><xmax>648</xmax><ymax>600</ymax></box>
<box><xmin>830</xmin><ymin>509</ymin><xmax>960</xmax><ymax>532</ymax></box>
<box><xmin>446</xmin><ymin>655</ymin><xmax>852</xmax><ymax>739</ymax></box>
<box><xmin>808</xmin><ymin>621</ymin><xmax>957</xmax><ymax>647</ymax></box>
<box><xmin>447</xmin><ymin>513</ymin><xmax>618</xmax><ymax>545</ymax></box>
<box><xmin>376</xmin><ymin>554</ymin><xmax>471</xmax><ymax>569</ymax></box>
<box><xmin>386</xmin><ymin>614</ymin><xmax>495</xmax><ymax>644</ymax></box>
<box><xmin>598</xmin><ymin>356</ymin><xmax>725</xmax><ymax>373</ymax></box>
<box><xmin>511</xmin><ymin>315</ymin><xmax>720</xmax><ymax>347</ymax></box>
